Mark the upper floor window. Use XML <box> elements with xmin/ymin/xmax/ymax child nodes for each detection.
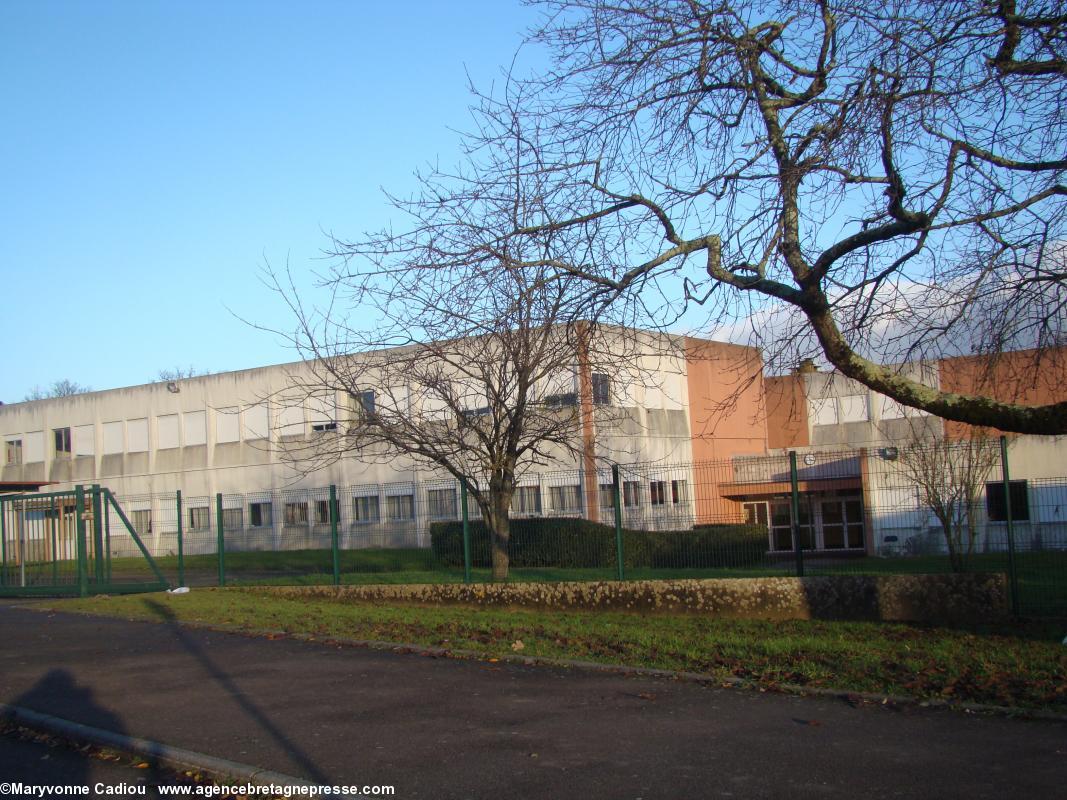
<box><xmin>545</xmin><ymin>392</ymin><xmax>578</xmax><ymax>408</ymax></box>
<box><xmin>354</xmin><ymin>390</ymin><xmax>376</xmax><ymax>418</ymax></box>
<box><xmin>5</xmin><ymin>439</ymin><xmax>22</xmax><ymax>465</ymax></box>
<box><xmin>591</xmin><ymin>373</ymin><xmax>611</xmax><ymax>405</ymax></box>
<box><xmin>53</xmin><ymin>427</ymin><xmax>72</xmax><ymax>457</ymax></box>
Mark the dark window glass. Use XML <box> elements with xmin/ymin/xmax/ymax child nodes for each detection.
<box><xmin>986</xmin><ymin>481</ymin><xmax>1030</xmax><ymax>522</ymax></box>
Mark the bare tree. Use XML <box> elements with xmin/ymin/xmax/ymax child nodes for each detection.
<box><xmin>460</xmin><ymin>0</ymin><xmax>1067</xmax><ymax>433</ymax></box>
<box><xmin>158</xmin><ymin>366</ymin><xmax>211</xmax><ymax>382</ymax></box>
<box><xmin>894</xmin><ymin>425</ymin><xmax>1000</xmax><ymax>571</ymax></box>
<box><xmin>24</xmin><ymin>380</ymin><xmax>92</xmax><ymax>401</ymax></box>
<box><xmin>273</xmin><ymin>122</ymin><xmax>654</xmax><ymax>580</ymax></box>
<box><xmin>276</xmin><ymin>276</ymin><xmax>647</xmax><ymax>581</ymax></box>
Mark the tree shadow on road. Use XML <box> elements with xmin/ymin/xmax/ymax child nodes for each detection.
<box><xmin>142</xmin><ymin>599</ymin><xmax>328</xmax><ymax>783</ymax></box>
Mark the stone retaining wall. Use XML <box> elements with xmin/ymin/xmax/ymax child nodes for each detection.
<box><xmin>260</xmin><ymin>573</ymin><xmax>1009</xmax><ymax>624</ymax></box>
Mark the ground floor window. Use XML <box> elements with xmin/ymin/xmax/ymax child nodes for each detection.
<box><xmin>131</xmin><ymin>509</ymin><xmax>152</xmax><ymax>535</ymax></box>
<box><xmin>770</xmin><ymin>500</ymin><xmax>813</xmax><ymax>551</ymax></box>
<box><xmin>222</xmin><ymin>507</ymin><xmax>243</xmax><ymax>531</ymax></box>
<box><xmin>549</xmin><ymin>485</ymin><xmax>582</xmax><ymax>514</ymax></box>
<box><xmin>512</xmin><ymin>485</ymin><xmax>542</xmax><ymax>515</ymax></box>
<box><xmin>314</xmin><ymin>499</ymin><xmax>331</xmax><ymax>525</ymax></box>
<box><xmin>249</xmin><ymin>502</ymin><xmax>273</xmax><ymax>528</ymax></box>
<box><xmin>188</xmin><ymin>506</ymin><xmax>210</xmax><ymax>531</ymax></box>
<box><xmin>820</xmin><ymin>498</ymin><xmax>864</xmax><ymax>549</ymax></box>
<box><xmin>427</xmin><ymin>488</ymin><xmax>457</xmax><ymax>519</ymax></box>
<box><xmin>986</xmin><ymin>480</ymin><xmax>1030</xmax><ymax>522</ymax></box>
<box><xmin>600</xmin><ymin>480</ymin><xmax>650</xmax><ymax>509</ymax></box>
<box><xmin>763</xmin><ymin>494</ymin><xmax>864</xmax><ymax>551</ymax></box>
<box><xmin>386</xmin><ymin>494</ymin><xmax>415</xmax><ymax>521</ymax></box>
<box><xmin>353</xmin><ymin>495</ymin><xmax>380</xmax><ymax>523</ymax></box>
<box><xmin>284</xmin><ymin>501</ymin><xmax>309</xmax><ymax>526</ymax></box>
<box><xmin>743</xmin><ymin>501</ymin><xmax>768</xmax><ymax>527</ymax></box>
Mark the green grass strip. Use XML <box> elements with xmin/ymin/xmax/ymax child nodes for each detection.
<box><xmin>52</xmin><ymin>589</ymin><xmax>1067</xmax><ymax>711</ymax></box>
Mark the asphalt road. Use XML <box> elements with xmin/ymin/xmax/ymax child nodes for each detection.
<box><xmin>0</xmin><ymin>602</ymin><xmax>1063</xmax><ymax>799</ymax></box>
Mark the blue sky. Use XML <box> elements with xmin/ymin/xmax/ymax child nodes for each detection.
<box><xmin>0</xmin><ymin>0</ymin><xmax>543</xmax><ymax>401</ymax></box>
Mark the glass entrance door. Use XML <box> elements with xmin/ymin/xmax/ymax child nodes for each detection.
<box><xmin>769</xmin><ymin>500</ymin><xmax>814</xmax><ymax>551</ymax></box>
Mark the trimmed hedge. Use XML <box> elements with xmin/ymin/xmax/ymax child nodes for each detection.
<box><xmin>430</xmin><ymin>517</ymin><xmax>769</xmax><ymax>570</ymax></box>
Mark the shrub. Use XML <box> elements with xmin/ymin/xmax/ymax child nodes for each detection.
<box><xmin>429</xmin><ymin>518</ymin><xmax>769</xmax><ymax>570</ymax></box>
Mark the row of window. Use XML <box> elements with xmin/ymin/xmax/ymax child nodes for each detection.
<box><xmin>121</xmin><ymin>478</ymin><xmax>693</xmax><ymax>535</ymax></box>
<box><xmin>808</xmin><ymin>392</ymin><xmax>931</xmax><ymax>427</ymax></box>
<box><xmin>1</xmin><ymin>377</ymin><xmax>618</xmax><ymax>465</ymax></box>
<box><xmin>3</xmin><ymin>402</ymin><xmax>327</xmax><ymax>464</ymax></box>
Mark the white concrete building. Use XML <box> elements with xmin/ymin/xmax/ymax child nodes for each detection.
<box><xmin>0</xmin><ymin>332</ymin><xmax>767</xmax><ymax>553</ymax></box>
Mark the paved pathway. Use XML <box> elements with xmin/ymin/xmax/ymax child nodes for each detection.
<box><xmin>0</xmin><ymin>603</ymin><xmax>1063</xmax><ymax>799</ymax></box>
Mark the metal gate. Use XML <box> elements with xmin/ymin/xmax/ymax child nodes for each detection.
<box><xmin>0</xmin><ymin>485</ymin><xmax>170</xmax><ymax>597</ymax></box>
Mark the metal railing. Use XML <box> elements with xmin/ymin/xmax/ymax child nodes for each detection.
<box><xmin>7</xmin><ymin>437</ymin><xmax>1064</xmax><ymax>616</ymax></box>
<box><xmin>0</xmin><ymin>485</ymin><xmax>169</xmax><ymax>597</ymax></box>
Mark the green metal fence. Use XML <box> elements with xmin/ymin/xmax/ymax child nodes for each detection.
<box><xmin>0</xmin><ymin>486</ymin><xmax>170</xmax><ymax>597</ymax></box>
<box><xmin>16</xmin><ymin>437</ymin><xmax>1065</xmax><ymax>617</ymax></box>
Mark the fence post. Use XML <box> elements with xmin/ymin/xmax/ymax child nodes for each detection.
<box><xmin>1000</xmin><ymin>436</ymin><xmax>1020</xmax><ymax>615</ymax></box>
<box><xmin>612</xmin><ymin>464</ymin><xmax>625</xmax><ymax>581</ymax></box>
<box><xmin>460</xmin><ymin>481</ymin><xmax>472</xmax><ymax>584</ymax></box>
<box><xmin>91</xmin><ymin>484</ymin><xmax>104</xmax><ymax>585</ymax></box>
<box><xmin>50</xmin><ymin>506</ymin><xmax>58</xmax><ymax>585</ymax></box>
<box><xmin>216</xmin><ymin>493</ymin><xmax>226</xmax><ymax>587</ymax></box>
<box><xmin>102</xmin><ymin>494</ymin><xmax>112</xmax><ymax>584</ymax></box>
<box><xmin>330</xmin><ymin>485</ymin><xmax>340</xmax><ymax>587</ymax></box>
<box><xmin>0</xmin><ymin>497</ymin><xmax>7</xmax><ymax>587</ymax></box>
<box><xmin>75</xmin><ymin>485</ymin><xmax>89</xmax><ymax>598</ymax></box>
<box><xmin>789</xmin><ymin>451</ymin><xmax>804</xmax><ymax>577</ymax></box>
<box><xmin>175</xmin><ymin>490</ymin><xmax>185</xmax><ymax>587</ymax></box>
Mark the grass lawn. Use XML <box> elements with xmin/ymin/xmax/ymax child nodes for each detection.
<box><xmin>52</xmin><ymin>588</ymin><xmax>1067</xmax><ymax>712</ymax></box>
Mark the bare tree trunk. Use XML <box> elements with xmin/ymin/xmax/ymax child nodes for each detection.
<box><xmin>489</xmin><ymin>511</ymin><xmax>511</xmax><ymax>582</ymax></box>
<box><xmin>481</xmin><ymin>479</ymin><xmax>515</xmax><ymax>582</ymax></box>
<box><xmin>934</xmin><ymin>509</ymin><xmax>965</xmax><ymax>574</ymax></box>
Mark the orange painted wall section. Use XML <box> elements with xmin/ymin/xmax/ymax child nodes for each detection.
<box><xmin>684</xmin><ymin>338</ymin><xmax>768</xmax><ymax>461</ymax></box>
<box><xmin>684</xmin><ymin>338</ymin><xmax>769</xmax><ymax>524</ymax></box>
<box><xmin>939</xmin><ymin>346</ymin><xmax>1067</xmax><ymax>440</ymax></box>
<box><xmin>764</xmin><ymin>375</ymin><xmax>810</xmax><ymax>449</ymax></box>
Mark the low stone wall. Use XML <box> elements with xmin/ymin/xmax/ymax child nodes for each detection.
<box><xmin>260</xmin><ymin>573</ymin><xmax>1009</xmax><ymax>624</ymax></box>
